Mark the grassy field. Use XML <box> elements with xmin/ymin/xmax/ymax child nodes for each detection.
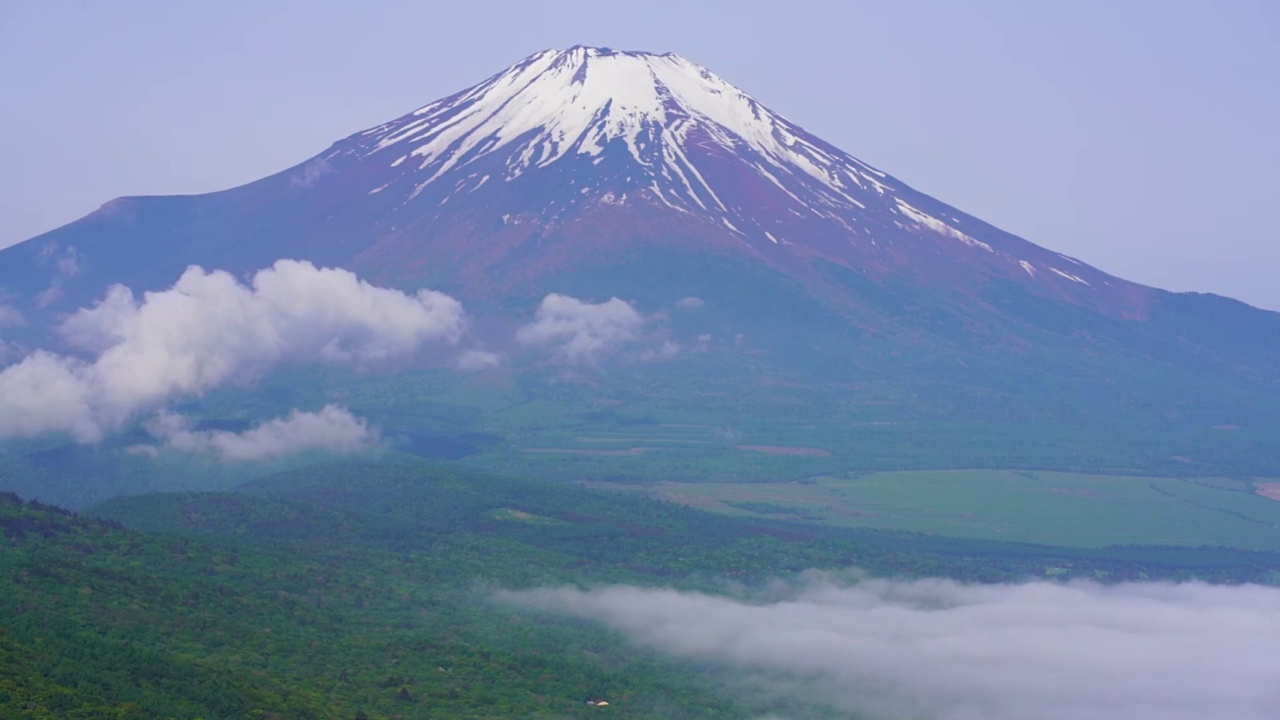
<box><xmin>279</xmin><ymin>361</ymin><xmax>1280</xmax><ymax>480</ymax></box>
<box><xmin>596</xmin><ymin>470</ymin><xmax>1280</xmax><ymax>550</ymax></box>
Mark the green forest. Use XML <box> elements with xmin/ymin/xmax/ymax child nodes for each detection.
<box><xmin>4</xmin><ymin>462</ymin><xmax>1279</xmax><ymax>718</ymax></box>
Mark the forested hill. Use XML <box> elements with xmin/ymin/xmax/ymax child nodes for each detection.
<box><xmin>1</xmin><ymin>488</ymin><xmax>746</xmax><ymax>719</ymax></box>
<box><xmin>4</xmin><ymin>464</ymin><xmax>1280</xmax><ymax>718</ymax></box>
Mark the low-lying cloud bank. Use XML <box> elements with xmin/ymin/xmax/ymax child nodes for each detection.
<box><xmin>501</xmin><ymin>576</ymin><xmax>1280</xmax><ymax>720</ymax></box>
<box><xmin>0</xmin><ymin>260</ymin><xmax>465</xmax><ymax>441</ymax></box>
<box><xmin>143</xmin><ymin>404</ymin><xmax>375</xmax><ymax>461</ymax></box>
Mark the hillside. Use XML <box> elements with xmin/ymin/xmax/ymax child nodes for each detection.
<box><xmin>2</xmin><ymin>486</ymin><xmax>748</xmax><ymax>719</ymax></box>
<box><xmin>3</xmin><ymin>461</ymin><xmax>1278</xmax><ymax>717</ymax></box>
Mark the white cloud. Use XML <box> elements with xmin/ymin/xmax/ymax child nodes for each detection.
<box><xmin>515</xmin><ymin>293</ymin><xmax>649</xmax><ymax>364</ymax></box>
<box><xmin>502</xmin><ymin>576</ymin><xmax>1280</xmax><ymax>720</ymax></box>
<box><xmin>0</xmin><ymin>259</ymin><xmax>465</xmax><ymax>441</ymax></box>
<box><xmin>0</xmin><ymin>351</ymin><xmax>99</xmax><ymax>440</ymax></box>
<box><xmin>146</xmin><ymin>405</ymin><xmax>375</xmax><ymax>461</ymax></box>
<box><xmin>676</xmin><ymin>296</ymin><xmax>705</xmax><ymax>309</ymax></box>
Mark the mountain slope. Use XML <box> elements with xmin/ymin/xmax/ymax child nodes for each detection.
<box><xmin>0</xmin><ymin>46</ymin><xmax>1277</xmax><ymax>474</ymax></box>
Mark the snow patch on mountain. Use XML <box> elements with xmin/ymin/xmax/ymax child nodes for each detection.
<box><xmin>361</xmin><ymin>47</ymin><xmax>892</xmax><ymax>215</ymax></box>
<box><xmin>894</xmin><ymin>199</ymin><xmax>993</xmax><ymax>252</ymax></box>
<box><xmin>1049</xmin><ymin>267</ymin><xmax>1090</xmax><ymax>285</ymax></box>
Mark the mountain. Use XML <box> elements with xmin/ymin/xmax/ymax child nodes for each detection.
<box><xmin>2</xmin><ymin>46</ymin><xmax>1278</xmax><ymax>475</ymax></box>
<box><xmin>0</xmin><ymin>47</ymin><xmax>1152</xmax><ymax>314</ymax></box>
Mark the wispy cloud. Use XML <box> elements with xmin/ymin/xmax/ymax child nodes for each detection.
<box><xmin>501</xmin><ymin>576</ymin><xmax>1280</xmax><ymax>720</ymax></box>
<box><xmin>34</xmin><ymin>243</ymin><xmax>84</xmax><ymax>307</ymax></box>
<box><xmin>455</xmin><ymin>348</ymin><xmax>504</xmax><ymax>371</ymax></box>
<box><xmin>290</xmin><ymin>157</ymin><xmax>334</xmax><ymax>187</ymax></box>
<box><xmin>0</xmin><ymin>259</ymin><xmax>465</xmax><ymax>441</ymax></box>
<box><xmin>0</xmin><ymin>304</ymin><xmax>23</xmax><ymax>329</ymax></box>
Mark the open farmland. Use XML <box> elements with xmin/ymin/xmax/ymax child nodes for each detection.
<box><xmin>598</xmin><ymin>470</ymin><xmax>1280</xmax><ymax>550</ymax></box>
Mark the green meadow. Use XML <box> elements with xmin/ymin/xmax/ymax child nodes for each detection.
<box><xmin>603</xmin><ymin>470</ymin><xmax>1280</xmax><ymax>550</ymax></box>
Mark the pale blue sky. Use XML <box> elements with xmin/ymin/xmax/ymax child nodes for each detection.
<box><xmin>2</xmin><ymin>0</ymin><xmax>1277</xmax><ymax>308</ymax></box>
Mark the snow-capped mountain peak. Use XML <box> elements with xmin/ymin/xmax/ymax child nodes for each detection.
<box><xmin>322</xmin><ymin>46</ymin><xmax>1120</xmax><ymax>308</ymax></box>
<box><xmin>357</xmin><ymin>46</ymin><xmax>891</xmax><ymax>209</ymax></box>
<box><xmin>0</xmin><ymin>44</ymin><xmax>1224</xmax><ymax>360</ymax></box>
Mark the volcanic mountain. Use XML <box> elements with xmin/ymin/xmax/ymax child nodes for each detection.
<box><xmin>2</xmin><ymin>46</ymin><xmax>1278</xmax><ymax>473</ymax></box>
<box><xmin>0</xmin><ymin>47</ymin><xmax>1159</xmax><ymax>313</ymax></box>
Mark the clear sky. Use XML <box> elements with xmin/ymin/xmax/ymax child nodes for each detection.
<box><xmin>2</xmin><ymin>0</ymin><xmax>1277</xmax><ymax>309</ymax></box>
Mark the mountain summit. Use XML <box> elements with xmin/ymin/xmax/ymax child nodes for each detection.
<box><xmin>0</xmin><ymin>46</ymin><xmax>1139</xmax><ymax>315</ymax></box>
<box><xmin>1</xmin><ymin>46</ymin><xmax>1277</xmax><ymax>474</ymax></box>
<box><xmin>360</xmin><ymin>45</ymin><xmax>895</xmax><ymax>220</ymax></box>
<box><xmin>342</xmin><ymin>45</ymin><xmax>1136</xmax><ymax>314</ymax></box>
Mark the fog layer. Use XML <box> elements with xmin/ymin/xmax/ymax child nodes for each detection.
<box><xmin>503</xmin><ymin>576</ymin><xmax>1280</xmax><ymax>720</ymax></box>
